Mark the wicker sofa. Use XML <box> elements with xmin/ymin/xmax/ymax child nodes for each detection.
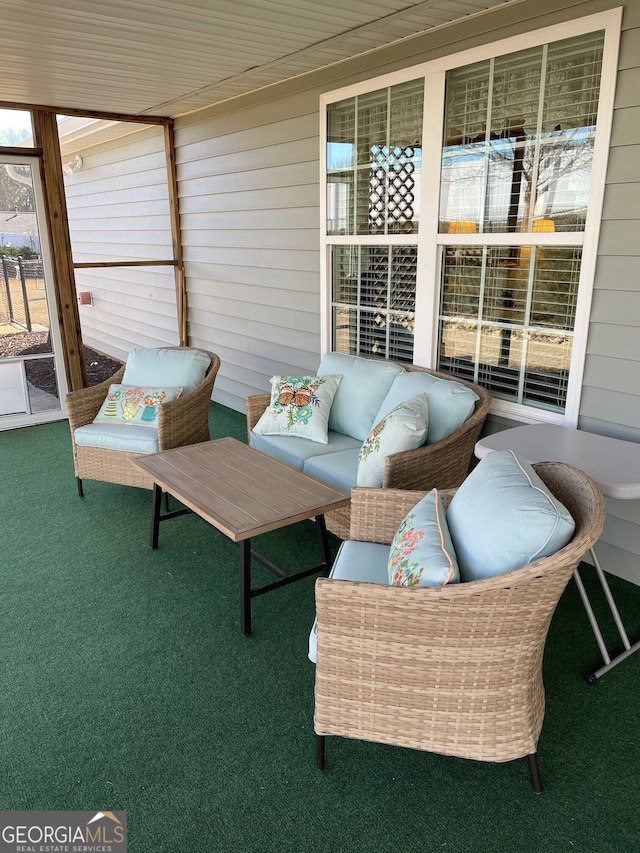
<box><xmin>66</xmin><ymin>346</ymin><xmax>221</xmax><ymax>494</ymax></box>
<box><xmin>246</xmin><ymin>353</ymin><xmax>491</xmax><ymax>538</ymax></box>
<box><xmin>312</xmin><ymin>460</ymin><xmax>606</xmax><ymax>791</ymax></box>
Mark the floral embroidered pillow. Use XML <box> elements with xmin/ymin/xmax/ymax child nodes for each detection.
<box><xmin>252</xmin><ymin>374</ymin><xmax>342</xmax><ymax>444</ymax></box>
<box><xmin>94</xmin><ymin>384</ymin><xmax>183</xmax><ymax>428</ymax></box>
<box><xmin>388</xmin><ymin>489</ymin><xmax>460</xmax><ymax>587</ymax></box>
<box><xmin>357</xmin><ymin>393</ymin><xmax>429</xmax><ymax>488</ymax></box>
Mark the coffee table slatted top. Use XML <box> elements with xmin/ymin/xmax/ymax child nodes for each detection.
<box><xmin>132</xmin><ymin>437</ymin><xmax>350</xmax><ymax>542</ymax></box>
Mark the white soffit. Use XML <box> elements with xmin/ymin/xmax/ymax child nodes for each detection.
<box><xmin>0</xmin><ymin>0</ymin><xmax>520</xmax><ymax>119</ymax></box>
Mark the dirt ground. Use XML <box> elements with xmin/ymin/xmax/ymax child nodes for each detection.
<box><xmin>1</xmin><ymin>269</ymin><xmax>124</xmax><ymax>396</ymax></box>
<box><xmin>0</xmin><ymin>330</ymin><xmax>124</xmax><ymax>396</ymax></box>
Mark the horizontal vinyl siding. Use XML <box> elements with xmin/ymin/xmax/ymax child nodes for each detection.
<box><xmin>64</xmin><ymin>127</ymin><xmax>179</xmax><ymax>360</ymax></box>
<box><xmin>176</xmin><ymin>108</ymin><xmax>322</xmax><ymax>410</ymax></box>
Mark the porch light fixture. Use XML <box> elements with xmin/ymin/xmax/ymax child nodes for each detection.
<box><xmin>62</xmin><ymin>155</ymin><xmax>83</xmax><ymax>176</ymax></box>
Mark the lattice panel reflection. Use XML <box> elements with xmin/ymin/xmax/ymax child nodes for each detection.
<box><xmin>368</xmin><ymin>146</ymin><xmax>417</xmax><ymax>231</ymax></box>
<box><xmin>331</xmin><ymin>245</ymin><xmax>415</xmax><ymax>362</ymax></box>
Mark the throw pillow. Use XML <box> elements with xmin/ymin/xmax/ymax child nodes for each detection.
<box><xmin>446</xmin><ymin>449</ymin><xmax>576</xmax><ymax>582</ymax></box>
<box><xmin>388</xmin><ymin>489</ymin><xmax>460</xmax><ymax>587</ymax></box>
<box><xmin>252</xmin><ymin>374</ymin><xmax>342</xmax><ymax>444</ymax></box>
<box><xmin>94</xmin><ymin>384</ymin><xmax>183</xmax><ymax>428</ymax></box>
<box><xmin>122</xmin><ymin>348</ymin><xmax>210</xmax><ymax>394</ymax></box>
<box><xmin>357</xmin><ymin>393</ymin><xmax>429</xmax><ymax>488</ymax></box>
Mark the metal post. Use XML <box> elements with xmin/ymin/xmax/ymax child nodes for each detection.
<box><xmin>17</xmin><ymin>257</ymin><xmax>32</xmax><ymax>332</ymax></box>
<box><xmin>1</xmin><ymin>255</ymin><xmax>15</xmax><ymax>323</ymax></box>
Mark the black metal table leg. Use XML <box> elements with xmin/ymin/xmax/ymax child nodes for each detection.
<box><xmin>151</xmin><ymin>483</ymin><xmax>163</xmax><ymax>550</ymax></box>
<box><xmin>315</xmin><ymin>514</ymin><xmax>332</xmax><ymax>574</ymax></box>
<box><xmin>240</xmin><ymin>538</ymin><xmax>252</xmax><ymax>637</ymax></box>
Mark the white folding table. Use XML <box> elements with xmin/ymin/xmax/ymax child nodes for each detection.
<box><xmin>475</xmin><ymin>423</ymin><xmax>640</xmax><ymax>681</ymax></box>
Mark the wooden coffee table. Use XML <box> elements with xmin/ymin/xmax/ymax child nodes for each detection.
<box><xmin>132</xmin><ymin>437</ymin><xmax>350</xmax><ymax>635</ymax></box>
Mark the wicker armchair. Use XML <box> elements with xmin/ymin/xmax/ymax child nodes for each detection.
<box><xmin>66</xmin><ymin>346</ymin><xmax>221</xmax><ymax>494</ymax></box>
<box><xmin>314</xmin><ymin>462</ymin><xmax>606</xmax><ymax>792</ymax></box>
<box><xmin>246</xmin><ymin>363</ymin><xmax>491</xmax><ymax>538</ymax></box>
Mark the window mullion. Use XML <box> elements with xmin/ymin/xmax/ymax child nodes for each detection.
<box><xmin>525</xmin><ymin>44</ymin><xmax>549</xmax><ymax>232</ymax></box>
<box><xmin>474</xmin><ymin>248</ymin><xmax>489</xmax><ymax>386</ymax></box>
<box><xmin>480</xmin><ymin>59</ymin><xmax>495</xmax><ymax>235</ymax></box>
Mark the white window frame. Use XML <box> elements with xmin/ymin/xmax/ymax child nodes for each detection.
<box><xmin>320</xmin><ymin>8</ymin><xmax>622</xmax><ymax>427</ymax></box>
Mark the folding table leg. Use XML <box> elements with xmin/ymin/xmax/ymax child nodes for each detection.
<box><xmin>576</xmin><ymin>546</ymin><xmax>640</xmax><ymax>682</ymax></box>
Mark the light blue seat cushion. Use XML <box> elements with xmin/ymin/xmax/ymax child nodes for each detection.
<box><xmin>308</xmin><ymin>539</ymin><xmax>390</xmax><ymax>663</ymax></box>
<box><xmin>303</xmin><ymin>448</ymin><xmax>360</xmax><ymax>493</ymax></box>
<box><xmin>375</xmin><ymin>370</ymin><xmax>478</xmax><ymax>445</ymax></box>
<box><xmin>249</xmin><ymin>429</ymin><xmax>361</xmax><ymax>471</ymax></box>
<box><xmin>74</xmin><ymin>423</ymin><xmax>159</xmax><ymax>454</ymax></box>
<box><xmin>122</xmin><ymin>347</ymin><xmax>210</xmax><ymax>395</ymax></box>
<box><xmin>447</xmin><ymin>449</ymin><xmax>576</xmax><ymax>582</ymax></box>
<box><xmin>317</xmin><ymin>352</ymin><xmax>404</xmax><ymax>441</ymax></box>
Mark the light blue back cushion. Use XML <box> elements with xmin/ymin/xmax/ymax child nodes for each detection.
<box><xmin>249</xmin><ymin>430</ymin><xmax>361</xmax><ymax>471</ymax></box>
<box><xmin>446</xmin><ymin>450</ymin><xmax>575</xmax><ymax>582</ymax></box>
<box><xmin>374</xmin><ymin>370</ymin><xmax>478</xmax><ymax>445</ymax></box>
<box><xmin>74</xmin><ymin>423</ymin><xmax>159</xmax><ymax>454</ymax></box>
<box><xmin>303</xmin><ymin>448</ymin><xmax>360</xmax><ymax>493</ymax></box>
<box><xmin>317</xmin><ymin>353</ymin><xmax>404</xmax><ymax>441</ymax></box>
<box><xmin>122</xmin><ymin>348</ymin><xmax>210</xmax><ymax>395</ymax></box>
<box><xmin>308</xmin><ymin>539</ymin><xmax>390</xmax><ymax>663</ymax></box>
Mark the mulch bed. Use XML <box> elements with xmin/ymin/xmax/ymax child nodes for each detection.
<box><xmin>0</xmin><ymin>331</ymin><xmax>124</xmax><ymax>396</ymax></box>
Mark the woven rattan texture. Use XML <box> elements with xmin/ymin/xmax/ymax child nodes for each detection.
<box><xmin>313</xmin><ymin>462</ymin><xmax>605</xmax><ymax>763</ymax></box>
<box><xmin>66</xmin><ymin>347</ymin><xmax>221</xmax><ymax>490</ymax></box>
<box><xmin>245</xmin><ymin>362</ymin><xmax>491</xmax><ymax>539</ymax></box>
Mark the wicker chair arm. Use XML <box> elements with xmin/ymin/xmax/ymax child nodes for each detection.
<box><xmin>348</xmin><ymin>488</ymin><xmax>425</xmax><ymax>543</ymax></box>
<box><xmin>157</xmin><ymin>351</ymin><xmax>221</xmax><ymax>450</ymax></box>
<box><xmin>348</xmin><ymin>486</ymin><xmax>457</xmax><ymax>543</ymax></box>
<box><xmin>65</xmin><ymin>366</ymin><xmax>125</xmax><ymax>431</ymax></box>
<box><xmin>246</xmin><ymin>393</ymin><xmax>271</xmax><ymax>439</ymax></box>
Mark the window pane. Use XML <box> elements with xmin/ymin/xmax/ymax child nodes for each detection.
<box><xmin>327</xmin><ymin>172</ymin><xmax>353</xmax><ymax>234</ymax></box>
<box><xmin>440</xmin><ymin>32</ymin><xmax>603</xmax><ymax>233</ymax></box>
<box><xmin>25</xmin><ymin>357</ymin><xmax>60</xmax><ymax>412</ymax></box>
<box><xmin>331</xmin><ymin>245</ymin><xmax>415</xmax><ymax>362</ymax></box>
<box><xmin>438</xmin><ymin>245</ymin><xmax>581</xmax><ymax>411</ymax></box>
<box><xmin>0</xmin><ymin>109</ymin><xmax>34</xmax><ymax>147</ymax></box>
<box><xmin>327</xmin><ymin>79</ymin><xmax>423</xmax><ymax>236</ymax></box>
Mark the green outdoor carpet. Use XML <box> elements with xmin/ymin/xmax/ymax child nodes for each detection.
<box><xmin>1</xmin><ymin>403</ymin><xmax>639</xmax><ymax>852</ymax></box>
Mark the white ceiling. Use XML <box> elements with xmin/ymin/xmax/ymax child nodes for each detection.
<box><xmin>0</xmin><ymin>0</ymin><xmax>519</xmax><ymax>120</ymax></box>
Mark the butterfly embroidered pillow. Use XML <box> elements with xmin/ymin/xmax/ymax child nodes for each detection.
<box><xmin>252</xmin><ymin>374</ymin><xmax>343</xmax><ymax>444</ymax></box>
